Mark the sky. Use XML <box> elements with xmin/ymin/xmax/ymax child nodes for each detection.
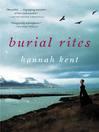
<box><xmin>0</xmin><ymin>0</ymin><xmax>99</xmax><ymax>85</ymax></box>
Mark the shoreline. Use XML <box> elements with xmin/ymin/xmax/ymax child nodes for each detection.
<box><xmin>0</xmin><ymin>93</ymin><xmax>99</xmax><ymax>132</ymax></box>
<box><xmin>0</xmin><ymin>93</ymin><xmax>73</xmax><ymax>99</ymax></box>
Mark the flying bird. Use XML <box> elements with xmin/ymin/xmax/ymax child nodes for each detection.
<box><xmin>59</xmin><ymin>16</ymin><xmax>65</xmax><ymax>21</ymax></box>
<box><xmin>92</xmin><ymin>10</ymin><xmax>97</xmax><ymax>15</ymax></box>
<box><xmin>75</xmin><ymin>21</ymin><xmax>83</xmax><ymax>24</ymax></box>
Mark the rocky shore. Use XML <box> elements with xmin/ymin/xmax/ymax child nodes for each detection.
<box><xmin>0</xmin><ymin>94</ymin><xmax>99</xmax><ymax>132</ymax></box>
<box><xmin>0</xmin><ymin>93</ymin><xmax>72</xmax><ymax>99</ymax></box>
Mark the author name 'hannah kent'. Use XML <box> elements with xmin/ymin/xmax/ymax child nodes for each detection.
<box><xmin>21</xmin><ymin>56</ymin><xmax>79</xmax><ymax>64</ymax></box>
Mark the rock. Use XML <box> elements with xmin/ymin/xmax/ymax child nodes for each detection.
<box><xmin>82</xmin><ymin>104</ymin><xmax>99</xmax><ymax>120</ymax></box>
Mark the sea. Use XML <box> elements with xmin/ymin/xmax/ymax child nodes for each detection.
<box><xmin>0</xmin><ymin>86</ymin><xmax>99</xmax><ymax>121</ymax></box>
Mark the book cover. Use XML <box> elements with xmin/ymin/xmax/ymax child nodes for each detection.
<box><xmin>0</xmin><ymin>0</ymin><xmax>99</xmax><ymax>132</ymax></box>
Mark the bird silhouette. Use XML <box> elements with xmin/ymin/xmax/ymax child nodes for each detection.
<box><xmin>92</xmin><ymin>10</ymin><xmax>97</xmax><ymax>15</ymax></box>
<box><xmin>75</xmin><ymin>21</ymin><xmax>83</xmax><ymax>24</ymax></box>
<box><xmin>59</xmin><ymin>16</ymin><xmax>65</xmax><ymax>21</ymax></box>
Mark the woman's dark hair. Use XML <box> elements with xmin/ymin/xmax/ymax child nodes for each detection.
<box><xmin>81</xmin><ymin>79</ymin><xmax>84</xmax><ymax>83</ymax></box>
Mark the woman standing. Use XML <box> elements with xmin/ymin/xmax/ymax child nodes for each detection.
<box><xmin>80</xmin><ymin>79</ymin><xmax>92</xmax><ymax>107</ymax></box>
